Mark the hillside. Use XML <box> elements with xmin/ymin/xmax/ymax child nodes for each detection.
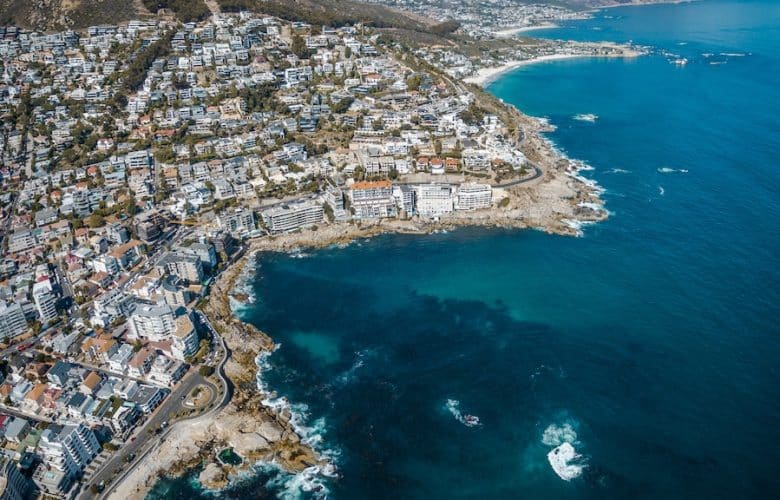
<box><xmin>0</xmin><ymin>0</ymin><xmax>433</xmax><ymax>33</ymax></box>
<box><xmin>0</xmin><ymin>0</ymin><xmax>676</xmax><ymax>33</ymax></box>
<box><xmin>216</xmin><ymin>0</ymin><xmax>431</xmax><ymax>31</ymax></box>
<box><xmin>0</xmin><ymin>0</ymin><xmax>140</xmax><ymax>31</ymax></box>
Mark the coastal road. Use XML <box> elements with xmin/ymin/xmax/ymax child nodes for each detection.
<box><xmin>86</xmin><ymin>321</ymin><xmax>233</xmax><ymax>500</ymax></box>
<box><xmin>491</xmin><ymin>162</ymin><xmax>543</xmax><ymax>188</ymax></box>
<box><xmin>79</xmin><ymin>369</ymin><xmax>218</xmax><ymax>499</ymax></box>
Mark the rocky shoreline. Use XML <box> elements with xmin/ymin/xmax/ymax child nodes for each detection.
<box><xmin>109</xmin><ymin>90</ymin><xmax>607</xmax><ymax>499</ymax></box>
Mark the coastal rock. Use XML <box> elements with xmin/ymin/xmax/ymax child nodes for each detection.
<box><xmin>230</xmin><ymin>432</ymin><xmax>270</xmax><ymax>456</ymax></box>
<box><xmin>198</xmin><ymin>462</ymin><xmax>229</xmax><ymax>490</ymax></box>
<box><xmin>258</xmin><ymin>420</ymin><xmax>284</xmax><ymax>442</ymax></box>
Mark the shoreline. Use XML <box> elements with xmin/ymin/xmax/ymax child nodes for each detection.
<box><xmin>464</xmin><ymin>47</ymin><xmax>644</xmax><ymax>87</ymax></box>
<box><xmin>598</xmin><ymin>0</ymin><xmax>698</xmax><ymax>9</ymax></box>
<box><xmin>110</xmin><ymin>138</ymin><xmax>609</xmax><ymax>494</ymax></box>
<box><xmin>492</xmin><ymin>22</ymin><xmax>559</xmax><ymax>38</ymax></box>
<box><xmin>110</xmin><ymin>21</ymin><xmax>620</xmax><ymax>500</ymax></box>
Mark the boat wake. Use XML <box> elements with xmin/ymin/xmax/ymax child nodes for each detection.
<box><xmin>541</xmin><ymin>421</ymin><xmax>588</xmax><ymax>481</ymax></box>
<box><xmin>445</xmin><ymin>399</ymin><xmax>481</xmax><ymax>427</ymax></box>
<box><xmin>573</xmin><ymin>113</ymin><xmax>598</xmax><ymax>123</ymax></box>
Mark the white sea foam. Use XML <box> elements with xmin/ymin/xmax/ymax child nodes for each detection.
<box><xmin>573</xmin><ymin>113</ymin><xmax>598</xmax><ymax>123</ymax></box>
<box><xmin>561</xmin><ymin>219</ymin><xmax>597</xmax><ymax>237</ymax></box>
<box><xmin>541</xmin><ymin>423</ymin><xmax>578</xmax><ymax>447</ymax></box>
<box><xmin>445</xmin><ymin>399</ymin><xmax>481</xmax><ymax>427</ymax></box>
<box><xmin>578</xmin><ymin>201</ymin><xmax>606</xmax><ymax>212</ymax></box>
<box><xmin>230</xmin><ymin>250</ymin><xmax>260</xmax><ymax>313</ymax></box>
<box><xmin>256</xmin><ymin>461</ymin><xmax>337</xmax><ymax>500</ymax></box>
<box><xmin>542</xmin><ymin>422</ymin><xmax>587</xmax><ymax>481</ymax></box>
<box><xmin>252</xmin><ymin>348</ymin><xmax>340</xmax><ymax>498</ymax></box>
<box><xmin>605</xmin><ymin>168</ymin><xmax>631</xmax><ymax>174</ymax></box>
<box><xmin>536</xmin><ymin>116</ymin><xmax>557</xmax><ymax>131</ymax></box>
<box><xmin>657</xmin><ymin>167</ymin><xmax>688</xmax><ymax>174</ymax></box>
<box><xmin>547</xmin><ymin>442</ymin><xmax>586</xmax><ymax>481</ymax></box>
<box><xmin>333</xmin><ymin>349</ymin><xmax>372</xmax><ymax>386</ymax></box>
<box><xmin>659</xmin><ymin>186</ymin><xmax>665</xmax><ymax>196</ymax></box>
<box><xmin>720</xmin><ymin>52</ymin><xmax>747</xmax><ymax>57</ymax></box>
<box><xmin>288</xmin><ymin>247</ymin><xmax>311</xmax><ymax>259</ymax></box>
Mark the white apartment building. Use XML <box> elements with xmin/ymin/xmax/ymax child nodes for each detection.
<box><xmin>350</xmin><ymin>180</ymin><xmax>397</xmax><ymax>219</ymax></box>
<box><xmin>128</xmin><ymin>304</ymin><xmax>176</xmax><ymax>342</ymax></box>
<box><xmin>171</xmin><ymin>314</ymin><xmax>199</xmax><ymax>361</ymax></box>
<box><xmin>414</xmin><ymin>184</ymin><xmax>454</xmax><ymax>217</ymax></box>
<box><xmin>0</xmin><ymin>301</ymin><xmax>28</xmax><ymax>341</ymax></box>
<box><xmin>261</xmin><ymin>201</ymin><xmax>324</xmax><ymax>234</ymax></box>
<box><xmin>37</xmin><ymin>424</ymin><xmax>100</xmax><ymax>478</ymax></box>
<box><xmin>455</xmin><ymin>183</ymin><xmax>492</xmax><ymax>210</ymax></box>
<box><xmin>33</xmin><ymin>281</ymin><xmax>58</xmax><ymax>323</ymax></box>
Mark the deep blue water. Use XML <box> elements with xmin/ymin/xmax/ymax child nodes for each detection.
<box><xmin>151</xmin><ymin>1</ymin><xmax>780</xmax><ymax>498</ymax></box>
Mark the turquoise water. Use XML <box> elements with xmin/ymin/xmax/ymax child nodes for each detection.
<box><xmin>151</xmin><ymin>0</ymin><xmax>780</xmax><ymax>498</ymax></box>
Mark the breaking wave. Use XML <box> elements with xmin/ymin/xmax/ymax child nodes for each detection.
<box><xmin>562</xmin><ymin>218</ymin><xmax>598</xmax><ymax>237</ymax></box>
<box><xmin>252</xmin><ymin>348</ymin><xmax>339</xmax><ymax>498</ymax></box>
<box><xmin>573</xmin><ymin>113</ymin><xmax>598</xmax><ymax>123</ymax></box>
<box><xmin>657</xmin><ymin>167</ymin><xmax>688</xmax><ymax>173</ymax></box>
<box><xmin>541</xmin><ymin>421</ymin><xmax>588</xmax><ymax>481</ymax></box>
<box><xmin>230</xmin><ymin>251</ymin><xmax>260</xmax><ymax>313</ymax></box>
<box><xmin>542</xmin><ymin>423</ymin><xmax>578</xmax><ymax>447</ymax></box>
<box><xmin>547</xmin><ymin>442</ymin><xmax>587</xmax><ymax>481</ymax></box>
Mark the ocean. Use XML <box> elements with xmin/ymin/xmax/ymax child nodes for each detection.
<box><xmin>150</xmin><ymin>0</ymin><xmax>780</xmax><ymax>498</ymax></box>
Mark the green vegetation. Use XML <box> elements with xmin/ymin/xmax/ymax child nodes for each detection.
<box><xmin>199</xmin><ymin>365</ymin><xmax>214</xmax><ymax>377</ymax></box>
<box><xmin>0</xmin><ymin>0</ymin><xmax>136</xmax><ymax>31</ymax></box>
<box><xmin>429</xmin><ymin>20</ymin><xmax>461</xmax><ymax>36</ymax></box>
<box><xmin>143</xmin><ymin>0</ymin><xmax>211</xmax><ymax>23</ymax></box>
<box><xmin>116</xmin><ymin>31</ymin><xmax>175</xmax><ymax>93</ymax></box>
<box><xmin>217</xmin><ymin>0</ymin><xmax>426</xmax><ymax>30</ymax></box>
<box><xmin>458</xmin><ymin>102</ymin><xmax>487</xmax><ymax>126</ymax></box>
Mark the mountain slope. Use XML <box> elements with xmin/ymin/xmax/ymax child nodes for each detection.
<box><xmin>0</xmin><ymin>0</ymin><xmax>140</xmax><ymax>31</ymax></box>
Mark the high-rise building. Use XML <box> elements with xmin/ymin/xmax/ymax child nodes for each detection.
<box><xmin>0</xmin><ymin>301</ymin><xmax>28</xmax><ymax>341</ymax></box>
<box><xmin>455</xmin><ymin>183</ymin><xmax>492</xmax><ymax>210</ymax></box>
<box><xmin>128</xmin><ymin>303</ymin><xmax>176</xmax><ymax>342</ymax></box>
<box><xmin>350</xmin><ymin>180</ymin><xmax>397</xmax><ymax>219</ymax></box>
<box><xmin>37</xmin><ymin>423</ymin><xmax>100</xmax><ymax>477</ymax></box>
<box><xmin>414</xmin><ymin>184</ymin><xmax>454</xmax><ymax>217</ymax></box>
<box><xmin>33</xmin><ymin>282</ymin><xmax>58</xmax><ymax>323</ymax></box>
<box><xmin>0</xmin><ymin>457</ymin><xmax>33</xmax><ymax>500</ymax></box>
<box><xmin>261</xmin><ymin>201</ymin><xmax>324</xmax><ymax>234</ymax></box>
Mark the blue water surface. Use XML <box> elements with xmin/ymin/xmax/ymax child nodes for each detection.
<box><xmin>151</xmin><ymin>1</ymin><xmax>780</xmax><ymax>498</ymax></box>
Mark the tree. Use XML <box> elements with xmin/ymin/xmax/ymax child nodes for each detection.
<box><xmin>323</xmin><ymin>203</ymin><xmax>334</xmax><ymax>222</ymax></box>
<box><xmin>85</xmin><ymin>214</ymin><xmax>105</xmax><ymax>228</ymax></box>
<box><xmin>291</xmin><ymin>35</ymin><xmax>309</xmax><ymax>59</ymax></box>
<box><xmin>199</xmin><ymin>365</ymin><xmax>214</xmax><ymax>377</ymax></box>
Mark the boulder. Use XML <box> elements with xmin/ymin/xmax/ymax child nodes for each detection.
<box><xmin>199</xmin><ymin>462</ymin><xmax>228</xmax><ymax>490</ymax></box>
<box><xmin>258</xmin><ymin>420</ymin><xmax>284</xmax><ymax>442</ymax></box>
<box><xmin>230</xmin><ymin>432</ymin><xmax>270</xmax><ymax>456</ymax></box>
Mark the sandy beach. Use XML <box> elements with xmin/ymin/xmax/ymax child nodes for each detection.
<box><xmin>464</xmin><ymin>46</ymin><xmax>644</xmax><ymax>87</ymax></box>
<box><xmin>492</xmin><ymin>23</ymin><xmax>558</xmax><ymax>38</ymax></box>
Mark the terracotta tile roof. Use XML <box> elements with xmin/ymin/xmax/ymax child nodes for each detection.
<box><xmin>352</xmin><ymin>180</ymin><xmax>392</xmax><ymax>190</ymax></box>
